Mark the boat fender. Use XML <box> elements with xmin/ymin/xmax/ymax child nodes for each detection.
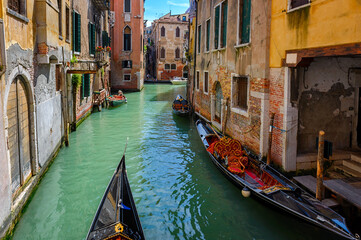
<box><xmin>356</xmin><ymin>233</ymin><xmax>360</xmax><ymax>240</ymax></box>
<box><xmin>242</xmin><ymin>187</ymin><xmax>251</xmax><ymax>198</ymax></box>
<box><xmin>115</xmin><ymin>223</ymin><xmax>124</xmax><ymax>233</ymax></box>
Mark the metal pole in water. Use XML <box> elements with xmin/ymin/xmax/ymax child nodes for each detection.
<box><xmin>316</xmin><ymin>130</ymin><xmax>325</xmax><ymax>201</ymax></box>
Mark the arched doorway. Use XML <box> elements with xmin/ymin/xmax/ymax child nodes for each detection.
<box><xmin>183</xmin><ymin>66</ymin><xmax>189</xmax><ymax>79</ymax></box>
<box><xmin>7</xmin><ymin>76</ymin><xmax>32</xmax><ymax>195</ymax></box>
<box><xmin>215</xmin><ymin>82</ymin><xmax>223</xmax><ymax>123</ymax></box>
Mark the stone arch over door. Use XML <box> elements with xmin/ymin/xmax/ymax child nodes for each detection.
<box><xmin>4</xmin><ymin>67</ymin><xmax>37</xmax><ymax>198</ymax></box>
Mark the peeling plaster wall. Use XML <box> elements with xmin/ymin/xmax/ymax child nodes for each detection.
<box><xmin>296</xmin><ymin>57</ymin><xmax>361</xmax><ymax>153</ymax></box>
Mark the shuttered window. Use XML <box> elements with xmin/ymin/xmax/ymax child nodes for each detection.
<box><xmin>220</xmin><ymin>1</ymin><xmax>227</xmax><ymax>48</ymax></box>
<box><xmin>232</xmin><ymin>76</ymin><xmax>248</xmax><ymax>110</ymax></box>
<box><xmin>214</xmin><ymin>6</ymin><xmax>220</xmax><ymax>49</ymax></box>
<box><xmin>238</xmin><ymin>0</ymin><xmax>251</xmax><ymax>44</ymax></box>
<box><xmin>206</xmin><ymin>19</ymin><xmax>210</xmax><ymax>52</ymax></box>
<box><xmin>73</xmin><ymin>11</ymin><xmax>81</xmax><ymax>53</ymax></box>
<box><xmin>88</xmin><ymin>23</ymin><xmax>95</xmax><ymax>55</ymax></box>
<box><xmin>66</xmin><ymin>6</ymin><xmax>70</xmax><ymax>41</ymax></box>
<box><xmin>204</xmin><ymin>72</ymin><xmax>209</xmax><ymax>94</ymax></box>
<box><xmin>197</xmin><ymin>25</ymin><xmax>201</xmax><ymax>53</ymax></box>
<box><xmin>82</xmin><ymin>74</ymin><xmax>90</xmax><ymax>98</ymax></box>
<box><xmin>102</xmin><ymin>31</ymin><xmax>110</xmax><ymax>47</ymax></box>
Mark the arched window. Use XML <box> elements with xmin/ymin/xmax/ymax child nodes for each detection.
<box><xmin>175</xmin><ymin>27</ymin><xmax>180</xmax><ymax>38</ymax></box>
<box><xmin>124</xmin><ymin>26</ymin><xmax>131</xmax><ymax>51</ymax></box>
<box><xmin>160</xmin><ymin>47</ymin><xmax>165</xmax><ymax>59</ymax></box>
<box><xmin>175</xmin><ymin>48</ymin><xmax>180</xmax><ymax>59</ymax></box>
<box><xmin>161</xmin><ymin>26</ymin><xmax>165</xmax><ymax>37</ymax></box>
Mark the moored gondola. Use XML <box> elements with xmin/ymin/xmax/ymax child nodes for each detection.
<box><xmin>196</xmin><ymin>119</ymin><xmax>358</xmax><ymax>240</ymax></box>
<box><xmin>172</xmin><ymin>95</ymin><xmax>191</xmax><ymax>116</ymax></box>
<box><xmin>86</xmin><ymin>155</ymin><xmax>145</xmax><ymax>240</ymax></box>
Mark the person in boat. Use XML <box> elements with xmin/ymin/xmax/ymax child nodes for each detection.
<box><xmin>118</xmin><ymin>90</ymin><xmax>124</xmax><ymax>97</ymax></box>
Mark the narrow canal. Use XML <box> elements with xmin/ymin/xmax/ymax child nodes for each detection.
<box><xmin>13</xmin><ymin>85</ymin><xmax>335</xmax><ymax>240</ymax></box>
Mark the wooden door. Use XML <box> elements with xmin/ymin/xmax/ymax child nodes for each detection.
<box><xmin>7</xmin><ymin>77</ymin><xmax>32</xmax><ymax>195</ymax></box>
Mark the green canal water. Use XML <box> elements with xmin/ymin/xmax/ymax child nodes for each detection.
<box><xmin>13</xmin><ymin>85</ymin><xmax>337</xmax><ymax>239</ymax></box>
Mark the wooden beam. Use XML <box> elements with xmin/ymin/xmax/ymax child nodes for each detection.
<box><xmin>67</xmin><ymin>70</ymin><xmax>97</xmax><ymax>74</ymax></box>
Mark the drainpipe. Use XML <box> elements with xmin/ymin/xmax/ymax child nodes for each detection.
<box><xmin>191</xmin><ymin>0</ymin><xmax>198</xmax><ymax>109</ymax></box>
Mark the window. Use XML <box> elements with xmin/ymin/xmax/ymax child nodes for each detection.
<box><xmin>82</xmin><ymin>74</ymin><xmax>91</xmax><ymax>98</ymax></box>
<box><xmin>124</xmin><ymin>74</ymin><xmax>131</xmax><ymax>81</ymax></box>
<box><xmin>88</xmin><ymin>23</ymin><xmax>95</xmax><ymax>55</ymax></box>
<box><xmin>124</xmin><ymin>26</ymin><xmax>131</xmax><ymax>51</ymax></box>
<box><xmin>165</xmin><ymin>64</ymin><xmax>170</xmax><ymax>70</ymax></box>
<box><xmin>232</xmin><ymin>76</ymin><xmax>248</xmax><ymax>110</ymax></box>
<box><xmin>289</xmin><ymin>0</ymin><xmax>310</xmax><ymax>10</ymax></box>
<box><xmin>102</xmin><ymin>31</ymin><xmax>110</xmax><ymax>47</ymax></box>
<box><xmin>122</xmin><ymin>60</ymin><xmax>132</xmax><ymax>68</ymax></box>
<box><xmin>161</xmin><ymin>26</ymin><xmax>165</xmax><ymax>37</ymax></box>
<box><xmin>204</xmin><ymin>72</ymin><xmax>209</xmax><ymax>94</ymax></box>
<box><xmin>171</xmin><ymin>64</ymin><xmax>176</xmax><ymax>70</ymax></box>
<box><xmin>214</xmin><ymin>1</ymin><xmax>227</xmax><ymax>49</ymax></box>
<box><xmin>160</xmin><ymin>47</ymin><xmax>165</xmax><ymax>59</ymax></box>
<box><xmin>197</xmin><ymin>25</ymin><xmax>201</xmax><ymax>54</ymax></box>
<box><xmin>238</xmin><ymin>0</ymin><xmax>251</xmax><ymax>45</ymax></box>
<box><xmin>73</xmin><ymin>11</ymin><xmax>81</xmax><ymax>53</ymax></box>
<box><xmin>176</xmin><ymin>27</ymin><xmax>180</xmax><ymax>38</ymax></box>
<box><xmin>8</xmin><ymin>0</ymin><xmax>26</xmax><ymax>15</ymax></box>
<box><xmin>58</xmin><ymin>0</ymin><xmax>62</xmax><ymax>37</ymax></box>
<box><xmin>196</xmin><ymin>71</ymin><xmax>200</xmax><ymax>90</ymax></box>
<box><xmin>65</xmin><ymin>6</ymin><xmax>70</xmax><ymax>41</ymax></box>
<box><xmin>206</xmin><ymin>19</ymin><xmax>210</xmax><ymax>52</ymax></box>
<box><xmin>182</xmin><ymin>16</ymin><xmax>187</xmax><ymax>22</ymax></box>
<box><xmin>175</xmin><ymin>48</ymin><xmax>180</xmax><ymax>59</ymax></box>
<box><xmin>125</xmin><ymin>0</ymin><xmax>131</xmax><ymax>12</ymax></box>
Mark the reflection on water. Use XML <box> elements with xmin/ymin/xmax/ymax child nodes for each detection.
<box><xmin>13</xmin><ymin>85</ymin><xmax>339</xmax><ymax>240</ymax></box>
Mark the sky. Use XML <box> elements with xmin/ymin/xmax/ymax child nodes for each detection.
<box><xmin>144</xmin><ymin>0</ymin><xmax>190</xmax><ymax>26</ymax></box>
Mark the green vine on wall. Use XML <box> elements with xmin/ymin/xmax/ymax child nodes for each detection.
<box><xmin>72</xmin><ymin>74</ymin><xmax>82</xmax><ymax>90</ymax></box>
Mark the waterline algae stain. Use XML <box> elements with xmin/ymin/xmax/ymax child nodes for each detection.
<box><xmin>13</xmin><ymin>85</ymin><xmax>334</xmax><ymax>239</ymax></box>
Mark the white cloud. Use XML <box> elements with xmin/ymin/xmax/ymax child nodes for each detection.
<box><xmin>167</xmin><ymin>1</ymin><xmax>189</xmax><ymax>7</ymax></box>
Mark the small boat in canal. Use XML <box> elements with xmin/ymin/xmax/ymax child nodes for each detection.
<box><xmin>196</xmin><ymin>119</ymin><xmax>358</xmax><ymax>240</ymax></box>
<box><xmin>170</xmin><ymin>77</ymin><xmax>187</xmax><ymax>85</ymax></box>
<box><xmin>107</xmin><ymin>90</ymin><xmax>127</xmax><ymax>107</ymax></box>
<box><xmin>86</xmin><ymin>155</ymin><xmax>145</xmax><ymax>240</ymax></box>
<box><xmin>172</xmin><ymin>95</ymin><xmax>191</xmax><ymax>116</ymax></box>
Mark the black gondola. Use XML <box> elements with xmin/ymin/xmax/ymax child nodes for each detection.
<box><xmin>172</xmin><ymin>95</ymin><xmax>191</xmax><ymax>116</ymax></box>
<box><xmin>196</xmin><ymin>119</ymin><xmax>358</xmax><ymax>240</ymax></box>
<box><xmin>86</xmin><ymin>155</ymin><xmax>145</xmax><ymax>240</ymax></box>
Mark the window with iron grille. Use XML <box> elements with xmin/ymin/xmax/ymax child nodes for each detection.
<box><xmin>289</xmin><ymin>0</ymin><xmax>310</xmax><ymax>10</ymax></box>
<box><xmin>204</xmin><ymin>72</ymin><xmax>209</xmax><ymax>94</ymax></box>
<box><xmin>175</xmin><ymin>48</ymin><xmax>180</xmax><ymax>59</ymax></box>
<box><xmin>232</xmin><ymin>76</ymin><xmax>248</xmax><ymax>110</ymax></box>
<box><xmin>8</xmin><ymin>0</ymin><xmax>26</xmax><ymax>15</ymax></box>
<box><xmin>238</xmin><ymin>0</ymin><xmax>251</xmax><ymax>45</ymax></box>
<box><xmin>161</xmin><ymin>26</ymin><xmax>165</xmax><ymax>37</ymax></box>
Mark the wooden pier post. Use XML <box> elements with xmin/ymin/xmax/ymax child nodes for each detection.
<box><xmin>267</xmin><ymin>113</ymin><xmax>275</xmax><ymax>165</ymax></box>
<box><xmin>316</xmin><ymin>130</ymin><xmax>325</xmax><ymax>201</ymax></box>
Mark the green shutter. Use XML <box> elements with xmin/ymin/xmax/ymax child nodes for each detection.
<box><xmin>77</xmin><ymin>13</ymin><xmax>81</xmax><ymax>52</ymax></box>
<box><xmin>206</xmin><ymin>20</ymin><xmax>210</xmax><ymax>51</ymax></box>
<box><xmin>84</xmin><ymin>74</ymin><xmax>90</xmax><ymax>97</ymax></box>
<box><xmin>89</xmin><ymin>23</ymin><xmax>92</xmax><ymax>55</ymax></box>
<box><xmin>73</xmin><ymin>11</ymin><xmax>76</xmax><ymax>51</ymax></box>
<box><xmin>92</xmin><ymin>24</ymin><xmax>95</xmax><ymax>55</ymax></box>
<box><xmin>222</xmin><ymin>2</ymin><xmax>228</xmax><ymax>47</ymax></box>
<box><xmin>241</xmin><ymin>0</ymin><xmax>251</xmax><ymax>44</ymax></box>
<box><xmin>214</xmin><ymin>6</ymin><xmax>220</xmax><ymax>49</ymax></box>
<box><xmin>198</xmin><ymin>26</ymin><xmax>201</xmax><ymax>53</ymax></box>
<box><xmin>102</xmin><ymin>31</ymin><xmax>106</xmax><ymax>48</ymax></box>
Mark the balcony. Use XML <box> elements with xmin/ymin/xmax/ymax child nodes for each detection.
<box><xmin>95</xmin><ymin>50</ymin><xmax>110</xmax><ymax>66</ymax></box>
<box><xmin>92</xmin><ymin>0</ymin><xmax>110</xmax><ymax>10</ymax></box>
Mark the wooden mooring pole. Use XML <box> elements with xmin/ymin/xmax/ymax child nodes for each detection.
<box><xmin>316</xmin><ymin>130</ymin><xmax>325</xmax><ymax>201</ymax></box>
<box><xmin>267</xmin><ymin>113</ymin><xmax>275</xmax><ymax>165</ymax></box>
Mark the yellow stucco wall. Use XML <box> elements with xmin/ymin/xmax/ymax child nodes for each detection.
<box><xmin>5</xmin><ymin>0</ymin><xmax>36</xmax><ymax>50</ymax></box>
<box><xmin>270</xmin><ymin>0</ymin><xmax>361</xmax><ymax>68</ymax></box>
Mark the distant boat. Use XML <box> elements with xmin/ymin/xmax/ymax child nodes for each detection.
<box><xmin>196</xmin><ymin>119</ymin><xmax>358</xmax><ymax>240</ymax></box>
<box><xmin>172</xmin><ymin>95</ymin><xmax>191</xmax><ymax>116</ymax></box>
<box><xmin>107</xmin><ymin>90</ymin><xmax>127</xmax><ymax>107</ymax></box>
<box><xmin>171</xmin><ymin>77</ymin><xmax>187</xmax><ymax>85</ymax></box>
<box><xmin>86</xmin><ymin>154</ymin><xmax>145</xmax><ymax>240</ymax></box>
